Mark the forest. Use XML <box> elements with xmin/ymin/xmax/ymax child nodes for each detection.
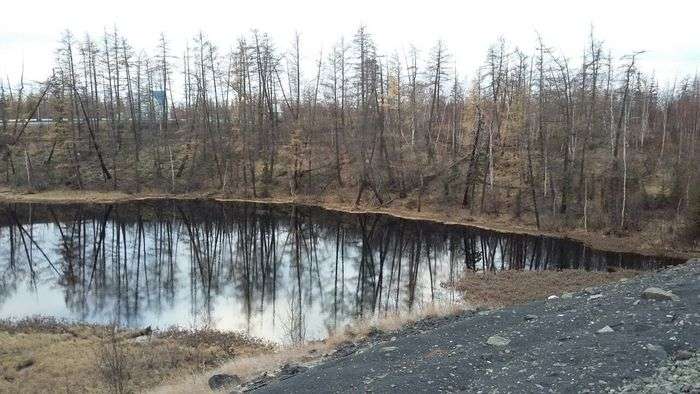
<box><xmin>0</xmin><ymin>26</ymin><xmax>698</xmax><ymax>241</ymax></box>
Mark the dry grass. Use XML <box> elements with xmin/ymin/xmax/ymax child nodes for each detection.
<box><xmin>0</xmin><ymin>317</ymin><xmax>271</xmax><ymax>393</ymax></box>
<box><xmin>152</xmin><ymin>302</ymin><xmax>465</xmax><ymax>393</ymax></box>
<box><xmin>332</xmin><ymin>302</ymin><xmax>465</xmax><ymax>340</ymax></box>
<box><xmin>454</xmin><ymin>269</ymin><xmax>640</xmax><ymax>308</ymax></box>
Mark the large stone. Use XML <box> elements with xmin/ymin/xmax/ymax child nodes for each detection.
<box><xmin>487</xmin><ymin>335</ymin><xmax>510</xmax><ymax>347</ymax></box>
<box><xmin>14</xmin><ymin>358</ymin><xmax>34</xmax><ymax>371</ymax></box>
<box><xmin>646</xmin><ymin>343</ymin><xmax>667</xmax><ymax>358</ymax></box>
<box><xmin>597</xmin><ymin>325</ymin><xmax>614</xmax><ymax>334</ymax></box>
<box><xmin>641</xmin><ymin>287</ymin><xmax>680</xmax><ymax>301</ymax></box>
<box><xmin>278</xmin><ymin>364</ymin><xmax>308</xmax><ymax>380</ymax></box>
<box><xmin>208</xmin><ymin>373</ymin><xmax>241</xmax><ymax>390</ymax></box>
<box><xmin>675</xmin><ymin>350</ymin><xmax>692</xmax><ymax>361</ymax></box>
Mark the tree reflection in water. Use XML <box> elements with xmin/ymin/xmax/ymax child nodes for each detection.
<box><xmin>0</xmin><ymin>201</ymin><xmax>680</xmax><ymax>342</ymax></box>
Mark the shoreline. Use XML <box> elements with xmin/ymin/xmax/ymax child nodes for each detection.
<box><xmin>0</xmin><ymin>316</ymin><xmax>272</xmax><ymax>393</ymax></box>
<box><xmin>247</xmin><ymin>260</ymin><xmax>700</xmax><ymax>393</ymax></box>
<box><xmin>159</xmin><ymin>260</ymin><xmax>697</xmax><ymax>393</ymax></box>
<box><xmin>0</xmin><ymin>188</ymin><xmax>696</xmax><ymax>260</ymax></box>
<box><xmin>2</xmin><ymin>256</ymin><xmax>694</xmax><ymax>392</ymax></box>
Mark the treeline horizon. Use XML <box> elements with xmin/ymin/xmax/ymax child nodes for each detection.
<box><xmin>0</xmin><ymin>25</ymin><xmax>698</xmax><ymax>237</ymax></box>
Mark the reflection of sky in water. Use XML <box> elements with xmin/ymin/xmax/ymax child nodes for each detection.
<box><xmin>0</xmin><ymin>203</ymin><xmax>676</xmax><ymax>343</ymax></box>
<box><xmin>0</xmin><ymin>218</ymin><xmax>456</xmax><ymax>342</ymax></box>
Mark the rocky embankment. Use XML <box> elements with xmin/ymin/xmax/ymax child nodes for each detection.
<box><xmin>213</xmin><ymin>259</ymin><xmax>699</xmax><ymax>393</ymax></box>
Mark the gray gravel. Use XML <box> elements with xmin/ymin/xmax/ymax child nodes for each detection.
<box><xmin>247</xmin><ymin>259</ymin><xmax>699</xmax><ymax>393</ymax></box>
<box><xmin>618</xmin><ymin>351</ymin><xmax>700</xmax><ymax>393</ymax></box>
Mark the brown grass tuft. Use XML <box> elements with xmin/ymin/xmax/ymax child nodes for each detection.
<box><xmin>0</xmin><ymin>318</ymin><xmax>270</xmax><ymax>393</ymax></box>
<box><xmin>153</xmin><ymin>302</ymin><xmax>466</xmax><ymax>393</ymax></box>
<box><xmin>454</xmin><ymin>269</ymin><xmax>639</xmax><ymax>308</ymax></box>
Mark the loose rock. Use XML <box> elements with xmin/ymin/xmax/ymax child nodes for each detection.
<box><xmin>675</xmin><ymin>350</ymin><xmax>692</xmax><ymax>361</ymax></box>
<box><xmin>618</xmin><ymin>350</ymin><xmax>700</xmax><ymax>393</ymax></box>
<box><xmin>279</xmin><ymin>364</ymin><xmax>308</xmax><ymax>380</ymax></box>
<box><xmin>597</xmin><ymin>326</ymin><xmax>614</xmax><ymax>334</ymax></box>
<box><xmin>208</xmin><ymin>373</ymin><xmax>241</xmax><ymax>390</ymax></box>
<box><xmin>486</xmin><ymin>335</ymin><xmax>510</xmax><ymax>347</ymax></box>
<box><xmin>641</xmin><ymin>287</ymin><xmax>680</xmax><ymax>301</ymax></box>
<box><xmin>645</xmin><ymin>343</ymin><xmax>667</xmax><ymax>358</ymax></box>
<box><xmin>15</xmin><ymin>358</ymin><xmax>34</xmax><ymax>371</ymax></box>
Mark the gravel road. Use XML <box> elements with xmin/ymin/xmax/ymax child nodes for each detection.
<box><xmin>245</xmin><ymin>259</ymin><xmax>699</xmax><ymax>393</ymax></box>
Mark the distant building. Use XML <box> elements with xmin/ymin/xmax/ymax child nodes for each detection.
<box><xmin>152</xmin><ymin>90</ymin><xmax>167</xmax><ymax>112</ymax></box>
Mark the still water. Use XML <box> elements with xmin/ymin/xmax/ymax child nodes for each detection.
<box><xmin>0</xmin><ymin>201</ymin><xmax>680</xmax><ymax>343</ymax></box>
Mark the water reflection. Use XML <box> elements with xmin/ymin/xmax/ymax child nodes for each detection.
<box><xmin>0</xmin><ymin>201</ymin><xmax>680</xmax><ymax>342</ymax></box>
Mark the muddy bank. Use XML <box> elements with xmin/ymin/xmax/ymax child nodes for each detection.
<box><xmin>0</xmin><ymin>189</ymin><xmax>695</xmax><ymax>260</ymax></box>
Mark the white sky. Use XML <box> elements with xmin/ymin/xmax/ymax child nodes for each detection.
<box><xmin>1</xmin><ymin>0</ymin><xmax>699</xmax><ymax>89</ymax></box>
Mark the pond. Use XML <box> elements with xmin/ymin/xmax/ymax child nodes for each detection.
<box><xmin>0</xmin><ymin>200</ymin><xmax>681</xmax><ymax>343</ymax></box>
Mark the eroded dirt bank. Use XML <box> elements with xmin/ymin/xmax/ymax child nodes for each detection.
<box><xmin>0</xmin><ymin>189</ymin><xmax>695</xmax><ymax>260</ymax></box>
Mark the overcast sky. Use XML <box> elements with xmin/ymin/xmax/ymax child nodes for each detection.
<box><xmin>1</xmin><ymin>0</ymin><xmax>698</xmax><ymax>89</ymax></box>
